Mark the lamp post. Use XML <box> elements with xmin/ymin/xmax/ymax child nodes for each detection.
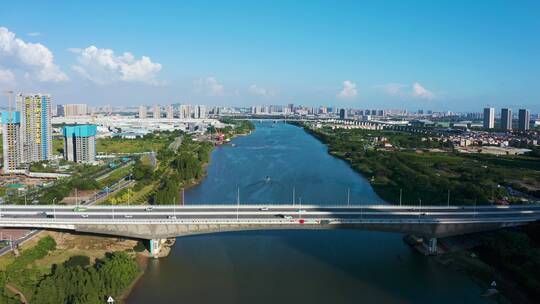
<box><xmin>236</xmin><ymin>187</ymin><xmax>240</xmax><ymax>221</ymax></box>
<box><xmin>52</xmin><ymin>197</ymin><xmax>57</xmax><ymax>219</ymax></box>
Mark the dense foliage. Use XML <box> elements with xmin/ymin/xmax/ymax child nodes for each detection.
<box><xmin>478</xmin><ymin>225</ymin><xmax>540</xmax><ymax>300</ymax></box>
<box><xmin>301</xmin><ymin>124</ymin><xmax>540</xmax><ymax>205</ymax></box>
<box><xmin>153</xmin><ymin>137</ymin><xmax>213</xmax><ymax>204</ymax></box>
<box><xmin>32</xmin><ymin>252</ymin><xmax>139</xmax><ymax>304</ymax></box>
<box><xmin>0</xmin><ymin>236</ymin><xmax>57</xmax><ymax>303</ymax></box>
<box><xmin>219</xmin><ymin>118</ymin><xmax>255</xmax><ymax>137</ymax></box>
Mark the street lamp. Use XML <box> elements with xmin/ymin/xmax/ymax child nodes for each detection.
<box><xmin>52</xmin><ymin>197</ymin><xmax>57</xmax><ymax>219</ymax></box>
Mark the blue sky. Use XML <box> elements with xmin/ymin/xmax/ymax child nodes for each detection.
<box><xmin>0</xmin><ymin>0</ymin><xmax>539</xmax><ymax>111</ymax></box>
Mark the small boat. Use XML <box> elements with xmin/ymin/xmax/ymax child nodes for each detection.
<box><xmin>264</xmin><ymin>176</ymin><xmax>271</xmax><ymax>183</ymax></box>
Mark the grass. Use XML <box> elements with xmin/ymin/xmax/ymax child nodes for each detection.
<box><xmin>97</xmin><ymin>137</ymin><xmax>169</xmax><ymax>154</ymax></box>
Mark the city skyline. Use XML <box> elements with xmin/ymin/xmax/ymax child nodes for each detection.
<box><xmin>1</xmin><ymin>1</ymin><xmax>539</xmax><ymax>111</ymax></box>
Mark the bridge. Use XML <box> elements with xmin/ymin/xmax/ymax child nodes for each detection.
<box><xmin>1</xmin><ymin>204</ymin><xmax>539</xmax><ymax>257</ymax></box>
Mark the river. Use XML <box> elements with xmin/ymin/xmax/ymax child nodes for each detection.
<box><xmin>127</xmin><ymin>121</ymin><xmax>491</xmax><ymax>304</ymax></box>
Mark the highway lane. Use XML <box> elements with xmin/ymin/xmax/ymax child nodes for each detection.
<box><xmin>2</xmin><ymin>204</ymin><xmax>540</xmax><ymax>214</ymax></box>
<box><xmin>2</xmin><ymin>209</ymin><xmax>540</xmax><ymax>222</ymax></box>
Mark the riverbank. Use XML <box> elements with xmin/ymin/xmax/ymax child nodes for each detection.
<box><xmin>294</xmin><ymin>121</ymin><xmax>540</xmax><ymax>302</ymax></box>
<box><xmin>294</xmin><ymin>122</ymin><xmax>540</xmax><ymax>205</ymax></box>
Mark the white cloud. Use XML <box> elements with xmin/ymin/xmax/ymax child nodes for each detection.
<box><xmin>249</xmin><ymin>84</ymin><xmax>274</xmax><ymax>97</ymax></box>
<box><xmin>412</xmin><ymin>82</ymin><xmax>434</xmax><ymax>100</ymax></box>
<box><xmin>377</xmin><ymin>82</ymin><xmax>434</xmax><ymax>100</ymax></box>
<box><xmin>337</xmin><ymin>80</ymin><xmax>358</xmax><ymax>98</ymax></box>
<box><xmin>0</xmin><ymin>26</ymin><xmax>68</xmax><ymax>82</ymax></box>
<box><xmin>194</xmin><ymin>76</ymin><xmax>224</xmax><ymax>96</ymax></box>
<box><xmin>71</xmin><ymin>45</ymin><xmax>162</xmax><ymax>85</ymax></box>
<box><xmin>0</xmin><ymin>68</ymin><xmax>15</xmax><ymax>85</ymax></box>
<box><xmin>27</xmin><ymin>32</ymin><xmax>41</xmax><ymax>37</ymax></box>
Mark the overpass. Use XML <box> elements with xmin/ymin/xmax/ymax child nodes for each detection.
<box><xmin>1</xmin><ymin>204</ymin><xmax>539</xmax><ymax>257</ymax></box>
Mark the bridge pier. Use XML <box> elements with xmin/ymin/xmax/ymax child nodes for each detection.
<box><xmin>428</xmin><ymin>237</ymin><xmax>438</xmax><ymax>254</ymax></box>
<box><xmin>149</xmin><ymin>238</ymin><xmax>165</xmax><ymax>258</ymax></box>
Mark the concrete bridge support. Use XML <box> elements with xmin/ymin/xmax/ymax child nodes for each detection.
<box><xmin>428</xmin><ymin>237</ymin><xmax>437</xmax><ymax>254</ymax></box>
<box><xmin>149</xmin><ymin>238</ymin><xmax>165</xmax><ymax>258</ymax></box>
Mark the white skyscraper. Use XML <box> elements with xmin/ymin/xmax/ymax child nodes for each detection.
<box><xmin>166</xmin><ymin>105</ymin><xmax>174</xmax><ymax>119</ymax></box>
<box><xmin>16</xmin><ymin>93</ymin><xmax>53</xmax><ymax>162</ymax></box>
<box><xmin>196</xmin><ymin>105</ymin><xmax>206</xmax><ymax>119</ymax></box>
<box><xmin>63</xmin><ymin>104</ymin><xmax>88</xmax><ymax>116</ymax></box>
<box><xmin>483</xmin><ymin>107</ymin><xmax>495</xmax><ymax>129</ymax></box>
<box><xmin>153</xmin><ymin>105</ymin><xmax>161</xmax><ymax>119</ymax></box>
<box><xmin>179</xmin><ymin>105</ymin><xmax>192</xmax><ymax>119</ymax></box>
<box><xmin>139</xmin><ymin>106</ymin><xmax>147</xmax><ymax>119</ymax></box>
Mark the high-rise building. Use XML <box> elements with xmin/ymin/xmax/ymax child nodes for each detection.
<box><xmin>153</xmin><ymin>105</ymin><xmax>161</xmax><ymax>119</ymax></box>
<box><xmin>16</xmin><ymin>93</ymin><xmax>52</xmax><ymax>162</ymax></box>
<box><xmin>196</xmin><ymin>105</ymin><xmax>206</xmax><ymax>119</ymax></box>
<box><xmin>63</xmin><ymin>125</ymin><xmax>97</xmax><ymax>163</ymax></box>
<box><xmin>483</xmin><ymin>107</ymin><xmax>495</xmax><ymax>129</ymax></box>
<box><xmin>56</xmin><ymin>104</ymin><xmax>65</xmax><ymax>117</ymax></box>
<box><xmin>518</xmin><ymin>109</ymin><xmax>530</xmax><ymax>131</ymax></box>
<box><xmin>501</xmin><ymin>108</ymin><xmax>512</xmax><ymax>131</ymax></box>
<box><xmin>339</xmin><ymin>108</ymin><xmax>347</xmax><ymax>120</ymax></box>
<box><xmin>179</xmin><ymin>105</ymin><xmax>192</xmax><ymax>119</ymax></box>
<box><xmin>63</xmin><ymin>104</ymin><xmax>88</xmax><ymax>116</ymax></box>
<box><xmin>139</xmin><ymin>106</ymin><xmax>147</xmax><ymax>119</ymax></box>
<box><xmin>166</xmin><ymin>105</ymin><xmax>174</xmax><ymax>119</ymax></box>
<box><xmin>1</xmin><ymin>111</ymin><xmax>22</xmax><ymax>173</ymax></box>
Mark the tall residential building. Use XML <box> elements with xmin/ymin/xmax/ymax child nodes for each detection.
<box><xmin>501</xmin><ymin>108</ymin><xmax>512</xmax><ymax>131</ymax></box>
<box><xmin>63</xmin><ymin>104</ymin><xmax>88</xmax><ymax>116</ymax></box>
<box><xmin>1</xmin><ymin>111</ymin><xmax>22</xmax><ymax>173</ymax></box>
<box><xmin>63</xmin><ymin>125</ymin><xmax>97</xmax><ymax>163</ymax></box>
<box><xmin>56</xmin><ymin>104</ymin><xmax>65</xmax><ymax>117</ymax></box>
<box><xmin>179</xmin><ymin>105</ymin><xmax>192</xmax><ymax>119</ymax></box>
<box><xmin>518</xmin><ymin>109</ymin><xmax>530</xmax><ymax>131</ymax></box>
<box><xmin>196</xmin><ymin>105</ymin><xmax>206</xmax><ymax>119</ymax></box>
<box><xmin>153</xmin><ymin>105</ymin><xmax>161</xmax><ymax>119</ymax></box>
<box><xmin>483</xmin><ymin>107</ymin><xmax>495</xmax><ymax>129</ymax></box>
<box><xmin>339</xmin><ymin>108</ymin><xmax>347</xmax><ymax>120</ymax></box>
<box><xmin>16</xmin><ymin>93</ymin><xmax>53</xmax><ymax>162</ymax></box>
<box><xmin>139</xmin><ymin>106</ymin><xmax>147</xmax><ymax>119</ymax></box>
<box><xmin>166</xmin><ymin>105</ymin><xmax>174</xmax><ymax>119</ymax></box>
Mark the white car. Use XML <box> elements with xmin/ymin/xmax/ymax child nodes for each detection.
<box><xmin>81</xmin><ymin>214</ymin><xmax>89</xmax><ymax>218</ymax></box>
<box><xmin>298</xmin><ymin>209</ymin><xmax>306</xmax><ymax>213</ymax></box>
<box><xmin>145</xmin><ymin>207</ymin><xmax>154</xmax><ymax>211</ymax></box>
<box><xmin>259</xmin><ymin>207</ymin><xmax>269</xmax><ymax>211</ymax></box>
<box><xmin>283</xmin><ymin>215</ymin><xmax>293</xmax><ymax>219</ymax></box>
<box><xmin>124</xmin><ymin>215</ymin><xmax>133</xmax><ymax>218</ymax></box>
<box><xmin>168</xmin><ymin>215</ymin><xmax>177</xmax><ymax>219</ymax></box>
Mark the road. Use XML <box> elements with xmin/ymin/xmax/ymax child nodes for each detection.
<box><xmin>1</xmin><ymin>204</ymin><xmax>540</xmax><ymax>223</ymax></box>
<box><xmin>0</xmin><ymin>177</ymin><xmax>133</xmax><ymax>257</ymax></box>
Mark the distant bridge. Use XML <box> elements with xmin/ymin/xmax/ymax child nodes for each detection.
<box><xmin>1</xmin><ymin>204</ymin><xmax>539</xmax><ymax>257</ymax></box>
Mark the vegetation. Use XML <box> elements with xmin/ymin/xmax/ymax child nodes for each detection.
<box><xmin>297</xmin><ymin>123</ymin><xmax>540</xmax><ymax>205</ymax></box>
<box><xmin>218</xmin><ymin>118</ymin><xmax>255</xmax><ymax>138</ymax></box>
<box><xmin>0</xmin><ymin>236</ymin><xmax>57</xmax><ymax>303</ymax></box>
<box><xmin>0</xmin><ymin>236</ymin><xmax>140</xmax><ymax>304</ymax></box>
<box><xmin>474</xmin><ymin>224</ymin><xmax>540</xmax><ymax>301</ymax></box>
<box><xmin>32</xmin><ymin>252</ymin><xmax>139</xmax><ymax>304</ymax></box>
<box><xmin>153</xmin><ymin>136</ymin><xmax>213</xmax><ymax>204</ymax></box>
<box><xmin>96</xmin><ymin>132</ymin><xmax>178</xmax><ymax>154</ymax></box>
